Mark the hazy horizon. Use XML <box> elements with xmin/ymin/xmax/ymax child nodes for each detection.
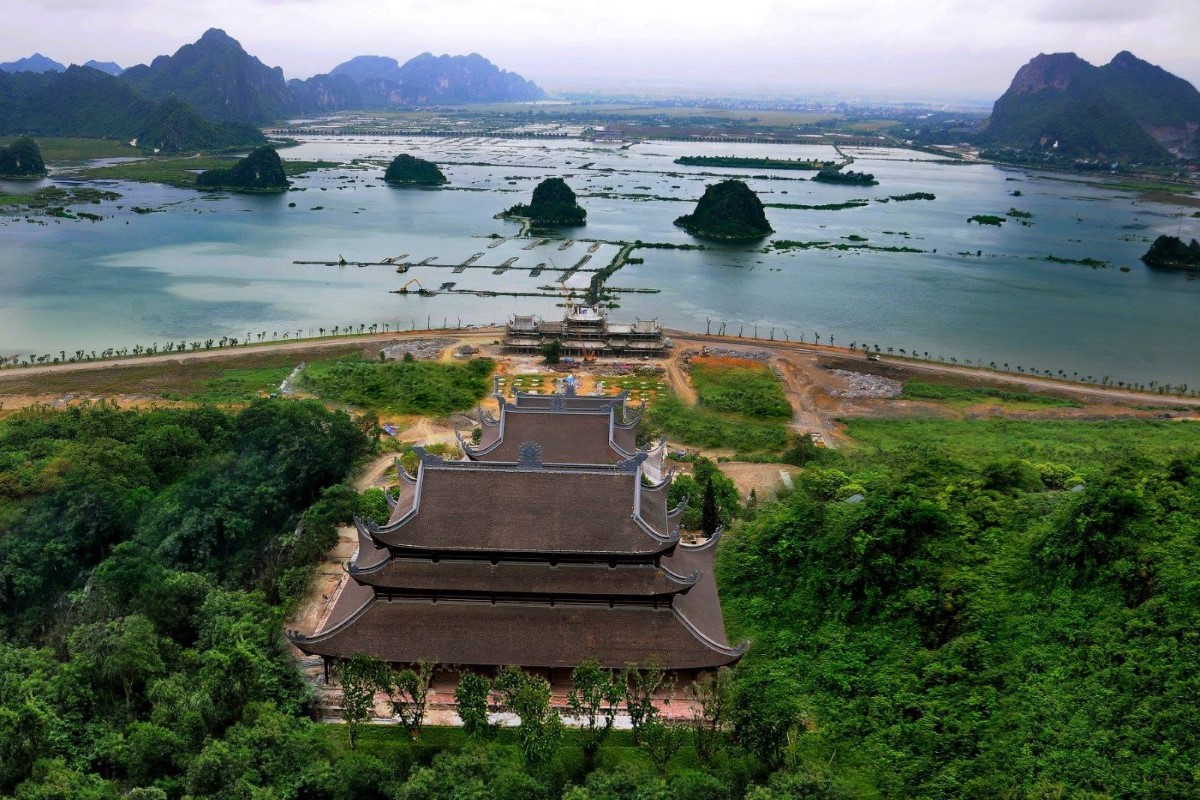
<box><xmin>3</xmin><ymin>0</ymin><xmax>1199</xmax><ymax>103</ymax></box>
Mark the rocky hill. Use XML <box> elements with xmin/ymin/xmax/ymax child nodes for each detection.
<box><xmin>0</xmin><ymin>65</ymin><xmax>156</xmax><ymax>138</ymax></box>
<box><xmin>1141</xmin><ymin>235</ymin><xmax>1200</xmax><ymax>270</ymax></box>
<box><xmin>0</xmin><ymin>66</ymin><xmax>263</xmax><ymax>152</ymax></box>
<box><xmin>504</xmin><ymin>177</ymin><xmax>585</xmax><ymax>225</ymax></box>
<box><xmin>675</xmin><ymin>180</ymin><xmax>773</xmax><ymax>240</ymax></box>
<box><xmin>0</xmin><ymin>53</ymin><xmax>65</xmax><ymax>74</ymax></box>
<box><xmin>985</xmin><ymin>51</ymin><xmax>1200</xmax><ymax>162</ymax></box>
<box><xmin>136</xmin><ymin>98</ymin><xmax>266</xmax><ymax>153</ymax></box>
<box><xmin>383</xmin><ymin>153</ymin><xmax>447</xmax><ymax>185</ymax></box>
<box><xmin>196</xmin><ymin>145</ymin><xmax>289</xmax><ymax>191</ymax></box>
<box><xmin>0</xmin><ymin>137</ymin><xmax>47</xmax><ymax>177</ymax></box>
<box><xmin>121</xmin><ymin>28</ymin><xmax>291</xmax><ymax>124</ymax></box>
<box><xmin>292</xmin><ymin>52</ymin><xmax>544</xmax><ymax>112</ymax></box>
<box><xmin>83</xmin><ymin>60</ymin><xmax>123</xmax><ymax>76</ymax></box>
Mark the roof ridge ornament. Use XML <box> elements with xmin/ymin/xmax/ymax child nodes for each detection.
<box><xmin>412</xmin><ymin>446</ymin><xmax>445</xmax><ymax>466</ymax></box>
<box><xmin>516</xmin><ymin>440</ymin><xmax>543</xmax><ymax>468</ymax></box>
<box><xmin>616</xmin><ymin>451</ymin><xmax>649</xmax><ymax>473</ymax></box>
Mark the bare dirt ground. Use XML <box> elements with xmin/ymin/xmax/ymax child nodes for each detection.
<box><xmin>718</xmin><ymin>462</ymin><xmax>803</xmax><ymax>500</ymax></box>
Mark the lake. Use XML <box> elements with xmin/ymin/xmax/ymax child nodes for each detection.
<box><xmin>1</xmin><ymin>135</ymin><xmax>1198</xmax><ymax>388</ymax></box>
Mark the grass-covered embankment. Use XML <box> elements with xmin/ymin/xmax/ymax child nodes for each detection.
<box><xmin>650</xmin><ymin>358</ymin><xmax>791</xmax><ymax>457</ymax></box>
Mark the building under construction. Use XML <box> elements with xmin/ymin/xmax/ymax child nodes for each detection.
<box><xmin>503</xmin><ymin>305</ymin><xmax>669</xmax><ymax>357</ymax></box>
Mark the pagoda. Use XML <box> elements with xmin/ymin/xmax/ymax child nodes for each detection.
<box><xmin>288</xmin><ymin>391</ymin><xmax>744</xmax><ymax>682</ymax></box>
<box><xmin>458</xmin><ymin>378</ymin><xmax>668</xmax><ymax>480</ymax></box>
<box><xmin>503</xmin><ymin>305</ymin><xmax>669</xmax><ymax>358</ymax></box>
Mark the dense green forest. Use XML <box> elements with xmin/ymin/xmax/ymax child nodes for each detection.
<box><xmin>720</xmin><ymin>418</ymin><xmax>1200</xmax><ymax>797</ymax></box>
<box><xmin>2</xmin><ymin>399</ymin><xmax>1197</xmax><ymax>799</ymax></box>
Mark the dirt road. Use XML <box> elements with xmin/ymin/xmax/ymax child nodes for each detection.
<box><xmin>668</xmin><ymin>331</ymin><xmax>1200</xmax><ymax>410</ymax></box>
<box><xmin>0</xmin><ymin>328</ymin><xmax>504</xmax><ymax>383</ymax></box>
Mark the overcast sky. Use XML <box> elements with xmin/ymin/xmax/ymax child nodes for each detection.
<box><xmin>4</xmin><ymin>0</ymin><xmax>1199</xmax><ymax>102</ymax></box>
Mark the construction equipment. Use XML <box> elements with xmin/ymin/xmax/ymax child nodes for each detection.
<box><xmin>393</xmin><ymin>279</ymin><xmax>435</xmax><ymax>297</ymax></box>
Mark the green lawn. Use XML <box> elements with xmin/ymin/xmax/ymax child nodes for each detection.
<box><xmin>900</xmin><ymin>380</ymin><xmax>1083</xmax><ymax>409</ymax></box>
<box><xmin>1</xmin><ymin>136</ymin><xmax>137</xmax><ymax>162</ymax></box>
<box><xmin>69</xmin><ymin>156</ymin><xmax>339</xmax><ymax>189</ymax></box>
<box><xmin>650</xmin><ymin>394</ymin><xmax>789</xmax><ymax>456</ymax></box>
<box><xmin>301</xmin><ymin>356</ymin><xmax>496</xmax><ymax>415</ymax></box>
<box><xmin>691</xmin><ymin>360</ymin><xmax>792</xmax><ymax>420</ymax></box>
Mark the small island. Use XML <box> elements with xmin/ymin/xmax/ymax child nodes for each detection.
<box><xmin>1141</xmin><ymin>235</ymin><xmax>1200</xmax><ymax>270</ymax></box>
<box><xmin>674</xmin><ymin>179</ymin><xmax>773</xmax><ymax>241</ymax></box>
<box><xmin>503</xmin><ymin>177</ymin><xmax>586</xmax><ymax>226</ymax></box>
<box><xmin>969</xmin><ymin>214</ymin><xmax>1006</xmax><ymax>226</ymax></box>
<box><xmin>0</xmin><ymin>137</ymin><xmax>48</xmax><ymax>179</ymax></box>
<box><xmin>196</xmin><ymin>146</ymin><xmax>289</xmax><ymax>192</ymax></box>
<box><xmin>673</xmin><ymin>155</ymin><xmax>833</xmax><ymax>171</ymax></box>
<box><xmin>813</xmin><ymin>168</ymin><xmax>878</xmax><ymax>186</ymax></box>
<box><xmin>383</xmin><ymin>153</ymin><xmax>448</xmax><ymax>186</ymax></box>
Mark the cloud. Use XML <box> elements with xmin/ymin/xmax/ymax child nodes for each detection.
<box><xmin>1031</xmin><ymin>0</ymin><xmax>1168</xmax><ymax>23</ymax></box>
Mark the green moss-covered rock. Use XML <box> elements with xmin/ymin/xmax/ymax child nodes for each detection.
<box><xmin>504</xmin><ymin>177</ymin><xmax>586</xmax><ymax>225</ymax></box>
<box><xmin>1141</xmin><ymin>235</ymin><xmax>1200</xmax><ymax>270</ymax></box>
<box><xmin>0</xmin><ymin>137</ymin><xmax>48</xmax><ymax>178</ymax></box>
<box><xmin>674</xmin><ymin>179</ymin><xmax>773</xmax><ymax>241</ymax></box>
<box><xmin>196</xmin><ymin>146</ymin><xmax>289</xmax><ymax>192</ymax></box>
<box><xmin>383</xmin><ymin>153</ymin><xmax>447</xmax><ymax>186</ymax></box>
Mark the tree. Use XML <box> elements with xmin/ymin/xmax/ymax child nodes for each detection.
<box><xmin>495</xmin><ymin>666</ymin><xmax>563</xmax><ymax>767</ymax></box>
<box><xmin>701</xmin><ymin>480</ymin><xmax>719</xmax><ymax>536</ymax></box>
<box><xmin>643</xmin><ymin>718</ymin><xmax>688</xmax><ymax>773</ymax></box>
<box><xmin>567</xmin><ymin>659</ymin><xmax>622</xmax><ymax>770</ymax></box>
<box><xmin>730</xmin><ymin>669</ymin><xmax>801</xmax><ymax>770</ymax></box>
<box><xmin>454</xmin><ymin>672</ymin><xmax>493</xmax><ymax>738</ymax></box>
<box><xmin>68</xmin><ymin>614</ymin><xmax>165</xmax><ymax>711</ymax></box>
<box><xmin>688</xmin><ymin>667</ymin><xmax>732</xmax><ymax>762</ymax></box>
<box><xmin>622</xmin><ymin>660</ymin><xmax>673</xmax><ymax>745</ymax></box>
<box><xmin>541</xmin><ymin>340</ymin><xmax>562</xmax><ymax>365</ymax></box>
<box><xmin>339</xmin><ymin>653</ymin><xmax>388</xmax><ymax>750</ymax></box>
<box><xmin>388</xmin><ymin>661</ymin><xmax>434</xmax><ymax>738</ymax></box>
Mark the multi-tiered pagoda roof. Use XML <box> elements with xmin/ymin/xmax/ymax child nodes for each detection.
<box><xmin>288</xmin><ymin>391</ymin><xmax>744</xmax><ymax>673</ymax></box>
<box><xmin>458</xmin><ymin>379</ymin><xmax>666</xmax><ymax>477</ymax></box>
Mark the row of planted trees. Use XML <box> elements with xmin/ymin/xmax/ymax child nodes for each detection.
<box><xmin>336</xmin><ymin>656</ymin><xmax>775</xmax><ymax>773</ymax></box>
<box><xmin>0</xmin><ymin>318</ymin><xmax>480</xmax><ymax>369</ymax></box>
<box><xmin>702</xmin><ymin>317</ymin><xmax>1199</xmax><ymax>398</ymax></box>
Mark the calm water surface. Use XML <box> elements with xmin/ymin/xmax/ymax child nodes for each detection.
<box><xmin>1</xmin><ymin>136</ymin><xmax>1197</xmax><ymax>386</ymax></box>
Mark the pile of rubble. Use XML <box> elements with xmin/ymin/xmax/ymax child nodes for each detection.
<box><xmin>681</xmin><ymin>348</ymin><xmax>773</xmax><ymax>364</ymax></box>
<box><xmin>829</xmin><ymin>369</ymin><xmax>903</xmax><ymax>398</ymax></box>
<box><xmin>378</xmin><ymin>338</ymin><xmax>457</xmax><ymax>361</ymax></box>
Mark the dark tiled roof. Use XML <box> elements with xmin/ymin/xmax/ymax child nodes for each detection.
<box><xmin>467</xmin><ymin>409</ymin><xmax>629</xmax><ymax>464</ymax></box>
<box><xmin>373</xmin><ymin>461</ymin><xmax>674</xmax><ymax>556</ymax></box>
<box><xmin>513</xmin><ymin>393</ymin><xmax>625</xmax><ymax>411</ymax></box>
<box><xmin>661</xmin><ymin>534</ymin><xmax>732</xmax><ymax>655</ymax></box>
<box><xmin>350</xmin><ymin>557</ymin><xmax>695</xmax><ymax>598</ymax></box>
<box><xmin>291</xmin><ymin>597</ymin><xmax>743</xmax><ymax>669</ymax></box>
